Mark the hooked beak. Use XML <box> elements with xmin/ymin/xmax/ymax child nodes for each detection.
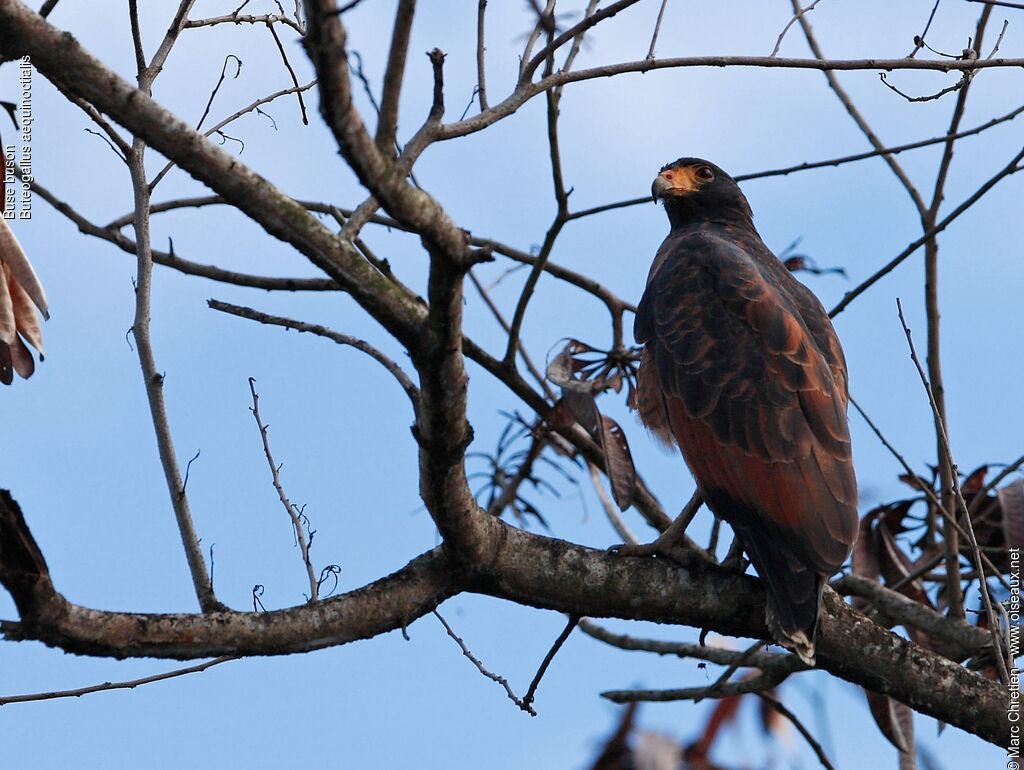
<box><xmin>651</xmin><ymin>174</ymin><xmax>673</xmax><ymax>203</ymax></box>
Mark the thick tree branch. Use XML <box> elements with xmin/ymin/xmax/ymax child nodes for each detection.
<box><xmin>302</xmin><ymin>0</ymin><xmax>472</xmax><ymax>268</ymax></box>
<box><xmin>0</xmin><ymin>491</ymin><xmax>1008</xmax><ymax>745</ymax></box>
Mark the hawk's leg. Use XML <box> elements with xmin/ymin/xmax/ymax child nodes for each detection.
<box><xmin>609</xmin><ymin>492</ymin><xmax>702</xmax><ymax>562</ymax></box>
<box><xmin>720</xmin><ymin>536</ymin><xmax>748</xmax><ymax>573</ymax></box>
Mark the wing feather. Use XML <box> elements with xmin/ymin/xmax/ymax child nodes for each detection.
<box><xmin>635</xmin><ymin>226</ymin><xmax>857</xmax><ymax>576</ymax></box>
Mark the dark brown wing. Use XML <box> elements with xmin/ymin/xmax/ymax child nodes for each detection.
<box><xmin>635</xmin><ymin>228</ymin><xmax>858</xmax><ymax>575</ymax></box>
<box><xmin>767</xmin><ymin>256</ymin><xmax>849</xmax><ymax>405</ymax></box>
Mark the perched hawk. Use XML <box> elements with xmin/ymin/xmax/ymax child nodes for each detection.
<box><xmin>635</xmin><ymin>158</ymin><xmax>858</xmax><ymax>663</ymax></box>
<box><xmin>0</xmin><ymin>215</ymin><xmax>47</xmax><ymax>384</ymax></box>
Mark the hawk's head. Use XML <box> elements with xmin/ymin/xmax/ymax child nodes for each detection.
<box><xmin>652</xmin><ymin>158</ymin><xmax>752</xmax><ymax>227</ymax></box>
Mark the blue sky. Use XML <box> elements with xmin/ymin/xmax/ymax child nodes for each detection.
<box><xmin>0</xmin><ymin>1</ymin><xmax>1019</xmax><ymax>767</ymax></box>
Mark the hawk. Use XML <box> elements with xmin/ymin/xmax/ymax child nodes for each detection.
<box><xmin>635</xmin><ymin>157</ymin><xmax>858</xmax><ymax>663</ymax></box>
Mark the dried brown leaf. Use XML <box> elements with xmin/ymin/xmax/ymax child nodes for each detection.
<box><xmin>998</xmin><ymin>479</ymin><xmax>1024</xmax><ymax>552</ymax></box>
<box><xmin>963</xmin><ymin>464</ymin><xmax>989</xmax><ymax>495</ymax></box>
<box><xmin>547</xmin><ymin>340</ymin><xmax>636</xmax><ymax>509</ymax></box>
<box><xmin>866</xmin><ymin>690</ymin><xmax>915</xmax><ymax>756</ymax></box>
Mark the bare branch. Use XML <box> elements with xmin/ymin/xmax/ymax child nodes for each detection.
<box><xmin>579</xmin><ymin>619</ymin><xmax>799</xmax><ymax>669</ymax></box>
<box><xmin>0</xmin><ymin>488</ymin><xmax>1009</xmax><ymax>744</ymax></box>
<box><xmin>264</xmin><ymin>19</ymin><xmax>308</xmax><ymax>125</ymax></box>
<box><xmin>757</xmin><ymin>692</ymin><xmax>838</xmax><ymax>770</ymax></box>
<box><xmin>646</xmin><ymin>0</ymin><xmax>669</xmax><ymax>59</ymax></box>
<box><xmin>967</xmin><ymin>0</ymin><xmax>1024</xmax><ymax>9</ymax></box>
<box><xmin>832</xmin><ymin>574</ymin><xmax>991</xmax><ymax>661</ymax></box>
<box><xmin>375</xmin><ymin>0</ymin><xmax>415</xmax><ymax>153</ymax></box>
<box><xmin>126</xmin><ymin>113</ymin><xmax>221</xmax><ymax>611</ymax></box>
<box><xmin>924</xmin><ymin>7</ymin><xmax>992</xmax><ymax>619</ymax></box>
<box><xmin>151</xmin><ymin>76</ymin><xmax>317</xmax><ymax>189</ymax></box>
<box><xmin>0</xmin><ymin>657</ymin><xmax>237</xmax><ymax>706</ymax></box>
<box><xmin>436</xmin><ymin>54</ymin><xmax>1024</xmax><ymax>144</ymax></box>
<box><xmin>791</xmin><ymin>0</ymin><xmax>928</xmax><ymax>216</ymax></box>
<box><xmin>523</xmin><ymin>0</ymin><xmax>644</xmax><ymax>82</ymax></box>
<box><xmin>771</xmin><ymin>0</ymin><xmax>823</xmax><ymax>58</ymax></box>
<box><xmin>475</xmin><ymin>0</ymin><xmax>488</xmax><ymax>111</ymax></box>
<box><xmin>69</xmin><ymin>95</ymin><xmax>131</xmax><ymax>158</ymax></box>
<box><xmin>522</xmin><ymin>614</ymin><xmax>579</xmax><ymax>710</ymax></box>
<box><xmin>184</xmin><ymin>13</ymin><xmax>304</xmax><ymax>35</ymax></box>
<box><xmin>144</xmin><ymin>0</ymin><xmax>198</xmax><ymax>86</ymax></box>
<box><xmin>830</xmin><ymin>145</ymin><xmax>1024</xmax><ymax>317</ymax></box>
<box><xmin>908</xmin><ymin>0</ymin><xmax>942</xmax><ymax>58</ymax></box>
<box><xmin>209</xmin><ymin>300</ymin><xmax>420</xmax><ymax>414</ymax></box>
<box><xmin>565</xmin><ymin>98</ymin><xmax>1024</xmax><ymax>222</ymax></box>
<box><xmin>896</xmin><ymin>298</ymin><xmax>1009</xmax><ymax>683</ymax></box>
<box><xmin>433</xmin><ymin>609</ymin><xmax>536</xmax><ymax>716</ymax></box>
<box><xmin>20</xmin><ymin>172</ymin><xmax>338</xmax><ymax>292</ymax></box>
<box><xmin>602</xmin><ymin>663</ymin><xmax>796</xmax><ymax>703</ymax></box>
<box><xmin>468</xmin><ymin>269</ymin><xmax>552</xmax><ymax>398</ymax></box>
<box><xmin>248</xmin><ymin>378</ymin><xmax>321</xmax><ymax>602</ymax></box>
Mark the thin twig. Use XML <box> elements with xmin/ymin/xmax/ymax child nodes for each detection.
<box><xmin>879</xmin><ymin>70</ymin><xmax>970</xmax><ymax>103</ymax></box>
<box><xmin>195</xmin><ymin>55</ymin><xmax>242</xmax><ymax>132</ymax></box>
<box><xmin>70</xmin><ymin>96</ymin><xmax>131</xmax><ymax>158</ymax></box>
<box><xmin>210</xmin><ymin>301</ymin><xmax>420</xmax><ymax>414</ymax></box>
<box><xmin>468</xmin><ymin>269</ymin><xmax>552</xmax><ymax>399</ymax></box>
<box><xmin>849</xmin><ymin>394</ymin><xmax>1013</xmax><ymax>594</ymax></box>
<box><xmin>908</xmin><ymin>0</ymin><xmax>942</xmax><ymax>57</ymax></box>
<box><xmin>830</xmin><ymin>145</ymin><xmax>1024</xmax><ymax>317</ymax></box>
<box><xmin>602</xmin><ymin>664</ymin><xmax>796</xmax><ymax>703</ymax></box>
<box><xmin>792</xmin><ymin>0</ymin><xmax>928</xmax><ymax>216</ymax></box>
<box><xmin>646</xmin><ymin>0</ymin><xmax>669</xmax><ymax>59</ymax></box>
<box><xmin>125</xmin><ymin>33</ymin><xmax>220</xmax><ymax>611</ymax></box>
<box><xmin>523</xmin><ymin>0</ymin><xmax>644</xmax><ymax>82</ymax></box>
<box><xmin>145</xmin><ymin>0</ymin><xmax>198</xmax><ymax>83</ymax></box>
<box><xmin>757</xmin><ymin>693</ymin><xmax>838</xmax><ymax>770</ymax></box>
<box><xmin>475</xmin><ymin>0</ymin><xmax>489</xmax><ymax>111</ymax></box>
<box><xmin>579</xmin><ymin>620</ymin><xmax>802</xmax><ymax>669</ymax></box>
<box><xmin>988</xmin><ymin>19</ymin><xmax>1010</xmax><ymax>58</ymax></box>
<box><xmin>153</xmin><ymin>57</ymin><xmax>311</xmax><ymax>191</ymax></box>
<box><xmin>248</xmin><ymin>377</ymin><xmax>320</xmax><ymax>602</ymax></box>
<box><xmin>520</xmin><ymin>0</ymin><xmax>557</xmax><ymax>81</ymax></box>
<box><xmin>0</xmin><ymin>657</ymin><xmax>237</xmax><ymax>706</ymax></box>
<box><xmin>128</xmin><ymin>0</ymin><xmax>146</xmax><ymax>79</ymax></box>
<box><xmin>771</xmin><ymin>0</ymin><xmax>823</xmax><ymax>57</ymax></box>
<box><xmin>697</xmin><ymin>639</ymin><xmax>769</xmax><ymax>701</ymax></box>
<box><xmin>184</xmin><ymin>13</ymin><xmax>304</xmax><ymax>35</ymax></box>
<box><xmin>896</xmin><ymin>299</ymin><xmax>1009</xmax><ymax>683</ymax></box>
<box><xmin>925</xmin><ymin>6</ymin><xmax>992</xmax><ymax>620</ymax></box>
<box><xmin>434</xmin><ymin>610</ymin><xmax>536</xmax><ymax>716</ymax></box>
<box><xmin>19</xmin><ymin>171</ymin><xmax>336</xmax><ymax>292</ymax></box>
<box><xmin>504</xmin><ymin>2</ymin><xmax>598</xmax><ymax>366</ymax></box>
<box><xmin>565</xmin><ymin>99</ymin><xmax>1024</xmax><ymax>221</ymax></box>
<box><xmin>265</xmin><ymin>19</ymin><xmax>308</xmax><ymax>125</ymax></box>
<box><xmin>522</xmin><ymin>615</ymin><xmax>579</xmax><ymax>710</ymax></box>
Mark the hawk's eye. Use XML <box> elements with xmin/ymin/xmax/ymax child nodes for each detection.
<box><xmin>696</xmin><ymin>165</ymin><xmax>715</xmax><ymax>181</ymax></box>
